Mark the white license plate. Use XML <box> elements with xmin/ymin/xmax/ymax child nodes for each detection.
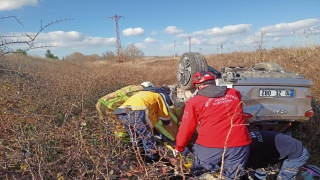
<box><xmin>259</xmin><ymin>89</ymin><xmax>294</xmax><ymax>97</ymax></box>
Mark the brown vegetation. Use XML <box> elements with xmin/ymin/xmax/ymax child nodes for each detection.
<box><xmin>0</xmin><ymin>47</ymin><xmax>319</xmax><ymax>179</ymax></box>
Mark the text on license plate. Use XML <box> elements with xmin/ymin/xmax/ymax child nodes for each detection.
<box><xmin>259</xmin><ymin>89</ymin><xmax>294</xmax><ymax>97</ymax></box>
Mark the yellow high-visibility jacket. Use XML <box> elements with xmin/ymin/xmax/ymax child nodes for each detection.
<box><xmin>98</xmin><ymin>85</ymin><xmax>143</xmax><ymax>111</ymax></box>
<box><xmin>96</xmin><ymin>85</ymin><xmax>143</xmax><ymax>120</ymax></box>
<box><xmin>115</xmin><ymin>91</ymin><xmax>170</xmax><ymax>128</ymax></box>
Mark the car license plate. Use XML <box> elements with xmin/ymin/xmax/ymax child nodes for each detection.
<box><xmin>259</xmin><ymin>89</ymin><xmax>294</xmax><ymax>97</ymax></box>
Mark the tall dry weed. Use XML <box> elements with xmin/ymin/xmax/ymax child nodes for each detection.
<box><xmin>1</xmin><ymin>47</ymin><xmax>320</xmax><ymax>179</ymax></box>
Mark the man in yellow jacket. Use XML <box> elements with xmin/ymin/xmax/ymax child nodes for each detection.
<box><xmin>114</xmin><ymin>86</ymin><xmax>175</xmax><ymax>162</ymax></box>
<box><xmin>96</xmin><ymin>82</ymin><xmax>154</xmax><ymax>137</ymax></box>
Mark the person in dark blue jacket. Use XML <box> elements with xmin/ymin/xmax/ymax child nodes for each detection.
<box><xmin>245</xmin><ymin>131</ymin><xmax>310</xmax><ymax>180</ymax></box>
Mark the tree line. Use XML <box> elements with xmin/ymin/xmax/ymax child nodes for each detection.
<box><xmin>1</xmin><ymin>16</ymin><xmax>144</xmax><ymax>62</ymax></box>
<box><xmin>12</xmin><ymin>43</ymin><xmax>144</xmax><ymax>62</ymax></box>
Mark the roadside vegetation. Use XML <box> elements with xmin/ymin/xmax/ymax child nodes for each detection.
<box><xmin>0</xmin><ymin>46</ymin><xmax>319</xmax><ymax>179</ymax></box>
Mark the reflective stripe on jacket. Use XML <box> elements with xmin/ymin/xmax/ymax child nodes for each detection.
<box><xmin>155</xmin><ymin>111</ymin><xmax>178</xmax><ymax>141</ymax></box>
<box><xmin>115</xmin><ymin>91</ymin><xmax>180</xmax><ymax>140</ymax></box>
<box><xmin>98</xmin><ymin>85</ymin><xmax>143</xmax><ymax>110</ymax></box>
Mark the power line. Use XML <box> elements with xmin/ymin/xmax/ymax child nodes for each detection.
<box><xmin>109</xmin><ymin>15</ymin><xmax>124</xmax><ymax>63</ymax></box>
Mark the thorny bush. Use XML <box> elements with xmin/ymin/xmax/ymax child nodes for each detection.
<box><xmin>0</xmin><ymin>47</ymin><xmax>320</xmax><ymax>179</ymax></box>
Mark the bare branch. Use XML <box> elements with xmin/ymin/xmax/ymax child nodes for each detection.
<box><xmin>0</xmin><ymin>17</ymin><xmax>73</xmax><ymax>57</ymax></box>
<box><xmin>253</xmin><ymin>27</ymin><xmax>269</xmax><ymax>51</ymax></box>
<box><xmin>0</xmin><ymin>15</ymin><xmax>23</xmax><ymax>26</ymax></box>
<box><xmin>31</xmin><ymin>17</ymin><xmax>73</xmax><ymax>42</ymax></box>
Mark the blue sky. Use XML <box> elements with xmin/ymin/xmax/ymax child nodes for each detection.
<box><xmin>1</xmin><ymin>0</ymin><xmax>320</xmax><ymax>59</ymax></box>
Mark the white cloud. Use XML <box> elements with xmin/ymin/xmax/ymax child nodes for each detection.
<box><xmin>232</xmin><ymin>18</ymin><xmax>320</xmax><ymax>47</ymax></box>
<box><xmin>175</xmin><ymin>33</ymin><xmax>190</xmax><ymax>38</ymax></box>
<box><xmin>4</xmin><ymin>31</ymin><xmax>116</xmax><ymax>49</ymax></box>
<box><xmin>260</xmin><ymin>18</ymin><xmax>320</xmax><ymax>37</ymax></box>
<box><xmin>208</xmin><ymin>37</ymin><xmax>228</xmax><ymax>45</ymax></box>
<box><xmin>135</xmin><ymin>43</ymin><xmax>147</xmax><ymax>49</ymax></box>
<box><xmin>161</xmin><ymin>43</ymin><xmax>173</xmax><ymax>51</ymax></box>
<box><xmin>190</xmin><ymin>37</ymin><xmax>228</xmax><ymax>46</ymax></box>
<box><xmin>122</xmin><ymin>27</ymin><xmax>145</xmax><ymax>36</ymax></box>
<box><xmin>273</xmin><ymin>37</ymin><xmax>281</xmax><ymax>42</ymax></box>
<box><xmin>151</xmin><ymin>31</ymin><xmax>158</xmax><ymax>35</ymax></box>
<box><xmin>163</xmin><ymin>26</ymin><xmax>183</xmax><ymax>34</ymax></box>
<box><xmin>191</xmin><ymin>38</ymin><xmax>208</xmax><ymax>45</ymax></box>
<box><xmin>1</xmin><ymin>31</ymin><xmax>116</xmax><ymax>52</ymax></box>
<box><xmin>0</xmin><ymin>0</ymin><xmax>38</xmax><ymax>11</ymax></box>
<box><xmin>231</xmin><ymin>36</ymin><xmax>255</xmax><ymax>47</ymax></box>
<box><xmin>192</xmin><ymin>24</ymin><xmax>251</xmax><ymax>37</ymax></box>
<box><xmin>144</xmin><ymin>37</ymin><xmax>157</xmax><ymax>43</ymax></box>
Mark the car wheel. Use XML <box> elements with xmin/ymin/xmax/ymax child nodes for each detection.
<box><xmin>177</xmin><ymin>52</ymin><xmax>208</xmax><ymax>90</ymax></box>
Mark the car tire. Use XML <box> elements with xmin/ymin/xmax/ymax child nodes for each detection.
<box><xmin>177</xmin><ymin>52</ymin><xmax>208</xmax><ymax>90</ymax></box>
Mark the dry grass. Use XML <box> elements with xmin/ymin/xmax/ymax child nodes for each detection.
<box><xmin>0</xmin><ymin>47</ymin><xmax>320</xmax><ymax>179</ymax></box>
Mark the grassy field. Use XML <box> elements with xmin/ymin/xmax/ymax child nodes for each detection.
<box><xmin>0</xmin><ymin>47</ymin><xmax>319</xmax><ymax>179</ymax></box>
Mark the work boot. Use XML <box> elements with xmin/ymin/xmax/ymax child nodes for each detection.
<box><xmin>198</xmin><ymin>172</ymin><xmax>219</xmax><ymax>180</ymax></box>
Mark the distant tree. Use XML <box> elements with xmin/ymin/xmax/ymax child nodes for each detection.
<box><xmin>15</xmin><ymin>48</ymin><xmax>27</xmax><ymax>56</ymax></box>
<box><xmin>86</xmin><ymin>54</ymin><xmax>100</xmax><ymax>61</ymax></box>
<box><xmin>102</xmin><ymin>50</ymin><xmax>116</xmax><ymax>61</ymax></box>
<box><xmin>45</xmin><ymin>49</ymin><xmax>59</xmax><ymax>59</ymax></box>
<box><xmin>252</xmin><ymin>27</ymin><xmax>269</xmax><ymax>51</ymax></box>
<box><xmin>123</xmin><ymin>43</ymin><xmax>144</xmax><ymax>61</ymax></box>
<box><xmin>64</xmin><ymin>52</ymin><xmax>86</xmax><ymax>62</ymax></box>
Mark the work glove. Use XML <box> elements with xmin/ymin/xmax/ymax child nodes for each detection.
<box><xmin>173</xmin><ymin>147</ymin><xmax>190</xmax><ymax>158</ymax></box>
<box><xmin>173</xmin><ymin>149</ymin><xmax>181</xmax><ymax>158</ymax></box>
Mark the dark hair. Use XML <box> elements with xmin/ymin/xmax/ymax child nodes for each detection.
<box><xmin>161</xmin><ymin>86</ymin><xmax>171</xmax><ymax>95</ymax></box>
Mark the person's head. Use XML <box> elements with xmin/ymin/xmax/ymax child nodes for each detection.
<box><xmin>160</xmin><ymin>85</ymin><xmax>173</xmax><ymax>106</ymax></box>
<box><xmin>140</xmin><ymin>81</ymin><xmax>154</xmax><ymax>88</ymax></box>
<box><xmin>192</xmin><ymin>70</ymin><xmax>216</xmax><ymax>89</ymax></box>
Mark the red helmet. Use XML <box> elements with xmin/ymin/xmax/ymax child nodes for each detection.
<box><xmin>192</xmin><ymin>71</ymin><xmax>216</xmax><ymax>87</ymax></box>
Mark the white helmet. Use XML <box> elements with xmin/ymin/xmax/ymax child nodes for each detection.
<box><xmin>140</xmin><ymin>81</ymin><xmax>154</xmax><ymax>88</ymax></box>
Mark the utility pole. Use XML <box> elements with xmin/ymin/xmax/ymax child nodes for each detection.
<box><xmin>216</xmin><ymin>44</ymin><xmax>224</xmax><ymax>54</ymax></box>
<box><xmin>173</xmin><ymin>41</ymin><xmax>182</xmax><ymax>59</ymax></box>
<box><xmin>109</xmin><ymin>15</ymin><xmax>124</xmax><ymax>63</ymax></box>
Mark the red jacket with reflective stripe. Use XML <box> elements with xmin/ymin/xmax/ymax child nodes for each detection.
<box><xmin>175</xmin><ymin>88</ymin><xmax>251</xmax><ymax>152</ymax></box>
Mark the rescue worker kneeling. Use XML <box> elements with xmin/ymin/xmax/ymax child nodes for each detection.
<box><xmin>114</xmin><ymin>86</ymin><xmax>178</xmax><ymax>163</ymax></box>
<box><xmin>174</xmin><ymin>71</ymin><xmax>251</xmax><ymax>179</ymax></box>
<box><xmin>245</xmin><ymin>131</ymin><xmax>310</xmax><ymax>180</ymax></box>
<box><xmin>96</xmin><ymin>82</ymin><xmax>154</xmax><ymax>137</ymax></box>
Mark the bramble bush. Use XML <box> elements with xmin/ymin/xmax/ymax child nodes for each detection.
<box><xmin>0</xmin><ymin>47</ymin><xmax>319</xmax><ymax>179</ymax></box>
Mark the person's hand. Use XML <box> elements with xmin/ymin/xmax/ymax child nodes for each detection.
<box><xmin>182</xmin><ymin>147</ymin><xmax>190</xmax><ymax>156</ymax></box>
<box><xmin>173</xmin><ymin>149</ymin><xmax>181</xmax><ymax>158</ymax></box>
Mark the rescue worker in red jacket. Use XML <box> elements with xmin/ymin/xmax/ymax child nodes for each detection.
<box><xmin>174</xmin><ymin>71</ymin><xmax>252</xmax><ymax>179</ymax></box>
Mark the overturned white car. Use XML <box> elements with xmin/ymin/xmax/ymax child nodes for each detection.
<box><xmin>171</xmin><ymin>52</ymin><xmax>314</xmax><ymax>132</ymax></box>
